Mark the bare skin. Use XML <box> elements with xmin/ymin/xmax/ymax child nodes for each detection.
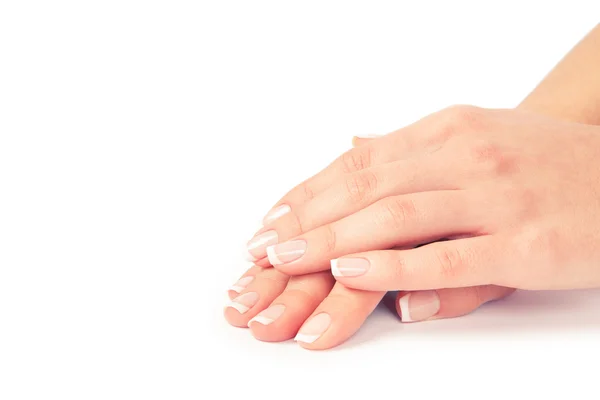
<box><xmin>226</xmin><ymin>24</ymin><xmax>600</xmax><ymax>350</ymax></box>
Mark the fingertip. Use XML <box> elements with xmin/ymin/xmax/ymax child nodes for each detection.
<box><xmin>249</xmin><ymin>274</ymin><xmax>334</xmax><ymax>343</ymax></box>
<box><xmin>294</xmin><ymin>333</ymin><xmax>321</xmax><ymax>345</ymax></box>
<box><xmin>254</xmin><ymin>257</ymin><xmax>272</xmax><ymax>268</ymax></box>
<box><xmin>248</xmin><ymin>317</ymin><xmax>285</xmax><ymax>342</ymax></box>
<box><xmin>227</xmin><ymin>274</ymin><xmax>256</xmax><ymax>300</ymax></box>
<box><xmin>352</xmin><ymin>135</ymin><xmax>381</xmax><ymax>147</ymax></box>
<box><xmin>223</xmin><ymin>303</ymin><xmax>252</xmax><ymax>328</ymax></box>
<box><xmin>330</xmin><ymin>258</ymin><xmax>341</xmax><ymax>276</ymax></box>
<box><xmin>294</xmin><ymin>286</ymin><xmax>385</xmax><ymax>350</ymax></box>
<box><xmin>394</xmin><ymin>286</ymin><xmax>515</xmax><ymax>323</ymax></box>
<box><xmin>293</xmin><ymin>312</ymin><xmax>333</xmax><ymax>350</ymax></box>
<box><xmin>397</xmin><ymin>292</ymin><xmax>413</xmax><ymax>322</ymax></box>
<box><xmin>328</xmin><ymin>256</ymin><xmax>371</xmax><ymax>290</ymax></box>
<box><xmin>395</xmin><ymin>290</ymin><xmax>442</xmax><ymax>323</ymax></box>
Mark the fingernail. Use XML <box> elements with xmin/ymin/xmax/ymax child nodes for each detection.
<box><xmin>263</xmin><ymin>204</ymin><xmax>291</xmax><ymax>225</ymax></box>
<box><xmin>248</xmin><ymin>304</ymin><xmax>286</xmax><ymax>327</ymax></box>
<box><xmin>355</xmin><ymin>134</ymin><xmax>381</xmax><ymax>139</ymax></box>
<box><xmin>228</xmin><ymin>276</ymin><xmax>254</xmax><ymax>293</ymax></box>
<box><xmin>294</xmin><ymin>313</ymin><xmax>331</xmax><ymax>344</ymax></box>
<box><xmin>331</xmin><ymin>258</ymin><xmax>370</xmax><ymax>277</ymax></box>
<box><xmin>226</xmin><ymin>292</ymin><xmax>259</xmax><ymax>315</ymax></box>
<box><xmin>246</xmin><ymin>230</ymin><xmax>278</xmax><ymax>261</ymax></box>
<box><xmin>399</xmin><ymin>291</ymin><xmax>440</xmax><ymax>322</ymax></box>
<box><xmin>266</xmin><ymin>240</ymin><xmax>306</xmax><ymax>265</ymax></box>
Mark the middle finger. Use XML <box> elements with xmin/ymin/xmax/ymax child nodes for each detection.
<box><xmin>248</xmin><ymin>150</ymin><xmax>457</xmax><ymax>262</ymax></box>
<box><xmin>268</xmin><ymin>190</ymin><xmax>484</xmax><ymax>275</ymax></box>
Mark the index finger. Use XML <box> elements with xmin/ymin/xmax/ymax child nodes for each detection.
<box><xmin>260</xmin><ymin>107</ymin><xmax>462</xmax><ymax>226</ymax></box>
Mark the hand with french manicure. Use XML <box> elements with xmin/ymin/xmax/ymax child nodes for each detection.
<box><xmin>225</xmin><ymin>123</ymin><xmax>515</xmax><ymax>350</ymax></box>
<box><xmin>229</xmin><ymin>105</ymin><xmax>600</xmax><ymax>349</ymax></box>
<box><xmin>225</xmin><ymin>25</ymin><xmax>600</xmax><ymax>350</ymax></box>
<box><xmin>262</xmin><ymin>106</ymin><xmax>600</xmax><ymax>292</ymax></box>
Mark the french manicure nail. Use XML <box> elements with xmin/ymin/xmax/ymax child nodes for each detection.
<box><xmin>246</xmin><ymin>230</ymin><xmax>278</xmax><ymax>261</ymax></box>
<box><xmin>294</xmin><ymin>313</ymin><xmax>331</xmax><ymax>344</ymax></box>
<box><xmin>331</xmin><ymin>258</ymin><xmax>370</xmax><ymax>277</ymax></box>
<box><xmin>243</xmin><ymin>244</ymin><xmax>257</xmax><ymax>261</ymax></box>
<box><xmin>263</xmin><ymin>204</ymin><xmax>291</xmax><ymax>225</ymax></box>
<box><xmin>229</xmin><ymin>276</ymin><xmax>254</xmax><ymax>293</ymax></box>
<box><xmin>399</xmin><ymin>291</ymin><xmax>440</xmax><ymax>322</ymax></box>
<box><xmin>266</xmin><ymin>240</ymin><xmax>307</xmax><ymax>265</ymax></box>
<box><xmin>226</xmin><ymin>292</ymin><xmax>259</xmax><ymax>315</ymax></box>
<box><xmin>248</xmin><ymin>304</ymin><xmax>286</xmax><ymax>327</ymax></box>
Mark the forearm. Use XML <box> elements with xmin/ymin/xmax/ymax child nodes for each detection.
<box><xmin>518</xmin><ymin>24</ymin><xmax>600</xmax><ymax>124</ymax></box>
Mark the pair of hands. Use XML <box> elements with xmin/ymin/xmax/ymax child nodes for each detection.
<box><xmin>225</xmin><ymin>105</ymin><xmax>600</xmax><ymax>350</ymax></box>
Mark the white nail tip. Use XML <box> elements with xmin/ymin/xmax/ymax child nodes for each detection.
<box><xmin>229</xmin><ymin>276</ymin><xmax>253</xmax><ymax>293</ymax></box>
<box><xmin>227</xmin><ymin>302</ymin><xmax>250</xmax><ymax>314</ymax></box>
<box><xmin>248</xmin><ymin>315</ymin><xmax>275</xmax><ymax>327</ymax></box>
<box><xmin>243</xmin><ymin>247</ymin><xmax>257</xmax><ymax>262</ymax></box>
<box><xmin>229</xmin><ymin>285</ymin><xmax>244</xmax><ymax>293</ymax></box>
<box><xmin>356</xmin><ymin>134</ymin><xmax>382</xmax><ymax>138</ymax></box>
<box><xmin>266</xmin><ymin>246</ymin><xmax>283</xmax><ymax>265</ymax></box>
<box><xmin>294</xmin><ymin>333</ymin><xmax>321</xmax><ymax>344</ymax></box>
<box><xmin>263</xmin><ymin>205</ymin><xmax>291</xmax><ymax>224</ymax></box>
<box><xmin>399</xmin><ymin>294</ymin><xmax>413</xmax><ymax>322</ymax></box>
<box><xmin>330</xmin><ymin>259</ymin><xmax>342</xmax><ymax>277</ymax></box>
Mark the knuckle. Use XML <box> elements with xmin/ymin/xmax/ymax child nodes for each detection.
<box><xmin>501</xmin><ymin>186</ymin><xmax>541</xmax><ymax>222</ymax></box>
<box><xmin>433</xmin><ymin>245</ymin><xmax>467</xmax><ymax>282</ymax></box>
<box><xmin>467</xmin><ymin>140</ymin><xmax>514</xmax><ymax>176</ymax></box>
<box><xmin>322</xmin><ymin>224</ymin><xmax>338</xmax><ymax>254</ymax></box>
<box><xmin>300</xmin><ymin>180</ymin><xmax>315</xmax><ymax>201</ymax></box>
<box><xmin>469</xmin><ymin>140</ymin><xmax>501</xmax><ymax>164</ymax></box>
<box><xmin>344</xmin><ymin>170</ymin><xmax>379</xmax><ymax>204</ymax></box>
<box><xmin>437</xmin><ymin>105</ymin><xmax>488</xmax><ymax>142</ymax></box>
<box><xmin>391</xmin><ymin>253</ymin><xmax>410</xmax><ymax>284</ymax></box>
<box><xmin>291</xmin><ymin>210</ymin><xmax>306</xmax><ymax>234</ymax></box>
<box><xmin>380</xmin><ymin>197</ymin><xmax>420</xmax><ymax>230</ymax></box>
<box><xmin>514</xmin><ymin>226</ymin><xmax>563</xmax><ymax>273</ymax></box>
<box><xmin>340</xmin><ymin>146</ymin><xmax>373</xmax><ymax>174</ymax></box>
<box><xmin>447</xmin><ymin>104</ymin><xmax>486</xmax><ymax>128</ymax></box>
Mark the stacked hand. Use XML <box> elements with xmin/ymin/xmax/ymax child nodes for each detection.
<box><xmin>224</xmin><ymin>105</ymin><xmax>600</xmax><ymax>349</ymax></box>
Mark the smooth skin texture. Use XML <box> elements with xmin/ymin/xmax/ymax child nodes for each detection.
<box><xmin>227</xmin><ymin>24</ymin><xmax>600</xmax><ymax>350</ymax></box>
<box><xmin>272</xmin><ymin>107</ymin><xmax>600</xmax><ymax>290</ymax></box>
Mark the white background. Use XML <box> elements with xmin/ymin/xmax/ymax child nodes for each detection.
<box><xmin>1</xmin><ymin>1</ymin><xmax>600</xmax><ymax>399</ymax></box>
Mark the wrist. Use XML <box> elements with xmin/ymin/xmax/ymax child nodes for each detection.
<box><xmin>517</xmin><ymin>96</ymin><xmax>600</xmax><ymax>125</ymax></box>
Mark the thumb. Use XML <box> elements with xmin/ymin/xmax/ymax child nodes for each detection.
<box><xmin>394</xmin><ymin>285</ymin><xmax>515</xmax><ymax>323</ymax></box>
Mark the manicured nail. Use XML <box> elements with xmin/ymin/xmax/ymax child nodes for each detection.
<box><xmin>226</xmin><ymin>292</ymin><xmax>259</xmax><ymax>315</ymax></box>
<box><xmin>263</xmin><ymin>204</ymin><xmax>291</xmax><ymax>225</ymax></box>
<box><xmin>399</xmin><ymin>291</ymin><xmax>440</xmax><ymax>322</ymax></box>
<box><xmin>248</xmin><ymin>304</ymin><xmax>286</xmax><ymax>327</ymax></box>
<box><xmin>294</xmin><ymin>313</ymin><xmax>331</xmax><ymax>344</ymax></box>
<box><xmin>229</xmin><ymin>276</ymin><xmax>254</xmax><ymax>293</ymax></box>
<box><xmin>355</xmin><ymin>134</ymin><xmax>382</xmax><ymax>139</ymax></box>
<box><xmin>331</xmin><ymin>258</ymin><xmax>370</xmax><ymax>277</ymax></box>
<box><xmin>245</xmin><ymin>230</ymin><xmax>278</xmax><ymax>261</ymax></box>
<box><xmin>266</xmin><ymin>240</ymin><xmax>306</xmax><ymax>265</ymax></box>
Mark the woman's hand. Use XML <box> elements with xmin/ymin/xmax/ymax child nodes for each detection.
<box><xmin>225</xmin><ymin>265</ymin><xmax>511</xmax><ymax>349</ymax></box>
<box><xmin>227</xmin><ymin>25</ymin><xmax>600</xmax><ymax>350</ymax></box>
<box><xmin>225</xmin><ymin>125</ymin><xmax>513</xmax><ymax>350</ymax></box>
<box><xmin>253</xmin><ymin>106</ymin><xmax>600</xmax><ymax>292</ymax></box>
